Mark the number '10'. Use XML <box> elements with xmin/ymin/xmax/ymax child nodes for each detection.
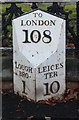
<box><xmin>23</xmin><ymin>30</ymin><xmax>52</xmax><ymax>43</ymax></box>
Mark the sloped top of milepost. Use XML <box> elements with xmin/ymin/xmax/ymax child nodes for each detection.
<box><xmin>13</xmin><ymin>9</ymin><xmax>65</xmax><ymax>68</ymax></box>
<box><xmin>13</xmin><ymin>8</ymin><xmax>65</xmax><ymax>20</ymax></box>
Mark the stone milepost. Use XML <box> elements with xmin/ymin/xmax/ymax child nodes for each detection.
<box><xmin>13</xmin><ymin>9</ymin><xmax>66</xmax><ymax>102</ymax></box>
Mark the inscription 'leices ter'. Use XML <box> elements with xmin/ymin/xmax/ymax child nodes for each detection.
<box><xmin>38</xmin><ymin>62</ymin><xmax>64</xmax><ymax>79</ymax></box>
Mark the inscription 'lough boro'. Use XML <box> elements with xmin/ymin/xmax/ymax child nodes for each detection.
<box><xmin>13</xmin><ymin>9</ymin><xmax>66</xmax><ymax>102</ymax></box>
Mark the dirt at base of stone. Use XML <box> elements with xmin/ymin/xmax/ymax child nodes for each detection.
<box><xmin>2</xmin><ymin>88</ymin><xmax>79</xmax><ymax>120</ymax></box>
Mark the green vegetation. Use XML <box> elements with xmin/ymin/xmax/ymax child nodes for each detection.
<box><xmin>2</xmin><ymin>3</ymin><xmax>76</xmax><ymax>23</ymax></box>
<box><xmin>2</xmin><ymin>3</ymin><xmax>76</xmax><ymax>24</ymax></box>
<box><xmin>2</xmin><ymin>3</ymin><xmax>76</xmax><ymax>16</ymax></box>
<box><xmin>65</xmin><ymin>4</ymin><xmax>76</xmax><ymax>10</ymax></box>
<box><xmin>16</xmin><ymin>3</ymin><xmax>32</xmax><ymax>12</ymax></box>
<box><xmin>2</xmin><ymin>3</ymin><xmax>11</xmax><ymax>13</ymax></box>
<box><xmin>0</xmin><ymin>4</ymin><xmax>2</xmax><ymax>19</ymax></box>
<box><xmin>37</xmin><ymin>3</ymin><xmax>50</xmax><ymax>10</ymax></box>
<box><xmin>2</xmin><ymin>3</ymin><xmax>50</xmax><ymax>13</ymax></box>
<box><xmin>64</xmin><ymin>4</ymin><xmax>76</xmax><ymax>19</ymax></box>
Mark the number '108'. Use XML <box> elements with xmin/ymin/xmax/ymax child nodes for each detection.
<box><xmin>23</xmin><ymin>30</ymin><xmax>52</xmax><ymax>43</ymax></box>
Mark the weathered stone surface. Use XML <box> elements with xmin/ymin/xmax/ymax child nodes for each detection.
<box><xmin>13</xmin><ymin>9</ymin><xmax>66</xmax><ymax>101</ymax></box>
